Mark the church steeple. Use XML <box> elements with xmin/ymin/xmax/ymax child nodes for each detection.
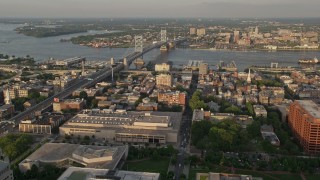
<box><xmin>247</xmin><ymin>69</ymin><xmax>252</xmax><ymax>84</ymax></box>
<box><xmin>4</xmin><ymin>88</ymin><xmax>11</xmax><ymax>105</ymax></box>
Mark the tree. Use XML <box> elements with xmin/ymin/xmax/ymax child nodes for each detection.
<box><xmin>180</xmin><ymin>173</ymin><xmax>186</xmax><ymax>180</ymax></box>
<box><xmin>91</xmin><ymin>99</ymin><xmax>98</xmax><ymax>108</ymax></box>
<box><xmin>151</xmin><ymin>150</ymin><xmax>160</xmax><ymax>160</ymax></box>
<box><xmin>224</xmin><ymin>105</ymin><xmax>241</xmax><ymax>114</ymax></box>
<box><xmin>0</xmin><ymin>134</ymin><xmax>33</xmax><ymax>160</ymax></box>
<box><xmin>79</xmin><ymin>91</ymin><xmax>88</xmax><ymax>99</ymax></box>
<box><xmin>191</xmin><ymin>121</ymin><xmax>213</xmax><ymax>148</ymax></box>
<box><xmin>209</xmin><ymin>126</ymin><xmax>234</xmax><ymax>150</ymax></box>
<box><xmin>25</xmin><ymin>164</ymin><xmax>39</xmax><ymax>179</ymax></box>
<box><xmin>189</xmin><ymin>155</ymin><xmax>200</xmax><ymax>166</ymax></box>
<box><xmin>246</xmin><ymin>120</ymin><xmax>261</xmax><ymax>138</ymax></box>
<box><xmin>246</xmin><ymin>102</ymin><xmax>254</xmax><ymax>116</ymax></box>
<box><xmin>167</xmin><ymin>171</ymin><xmax>174</xmax><ymax>180</ymax></box>
<box><xmin>189</xmin><ymin>90</ymin><xmax>208</xmax><ymax>111</ymax></box>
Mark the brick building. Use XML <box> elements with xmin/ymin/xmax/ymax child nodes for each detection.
<box><xmin>53</xmin><ymin>98</ymin><xmax>85</xmax><ymax>112</ymax></box>
<box><xmin>158</xmin><ymin>91</ymin><xmax>186</xmax><ymax>106</ymax></box>
<box><xmin>288</xmin><ymin>100</ymin><xmax>320</xmax><ymax>154</ymax></box>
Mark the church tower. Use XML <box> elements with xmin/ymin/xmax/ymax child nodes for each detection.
<box><xmin>4</xmin><ymin>88</ymin><xmax>11</xmax><ymax>105</ymax></box>
<box><xmin>247</xmin><ymin>69</ymin><xmax>252</xmax><ymax>84</ymax></box>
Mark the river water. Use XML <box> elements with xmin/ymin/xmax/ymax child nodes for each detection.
<box><xmin>1</xmin><ymin>23</ymin><xmax>320</xmax><ymax>71</ymax></box>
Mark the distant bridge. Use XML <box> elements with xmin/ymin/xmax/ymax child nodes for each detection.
<box><xmin>8</xmin><ymin>34</ymin><xmax>186</xmax><ymax>124</ymax></box>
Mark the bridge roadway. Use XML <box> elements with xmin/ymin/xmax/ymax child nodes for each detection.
<box><xmin>8</xmin><ymin>39</ymin><xmax>186</xmax><ymax>125</ymax></box>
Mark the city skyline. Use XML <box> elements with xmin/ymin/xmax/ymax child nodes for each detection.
<box><xmin>1</xmin><ymin>0</ymin><xmax>320</xmax><ymax>18</ymax></box>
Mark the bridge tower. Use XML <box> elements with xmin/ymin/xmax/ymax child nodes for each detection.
<box><xmin>123</xmin><ymin>58</ymin><xmax>128</xmax><ymax>70</ymax></box>
<box><xmin>271</xmin><ymin>62</ymin><xmax>278</xmax><ymax>69</ymax></box>
<box><xmin>110</xmin><ymin>57</ymin><xmax>115</xmax><ymax>65</ymax></box>
<box><xmin>81</xmin><ymin>59</ymin><xmax>85</xmax><ymax>76</ymax></box>
<box><xmin>135</xmin><ymin>35</ymin><xmax>143</xmax><ymax>53</ymax></box>
<box><xmin>111</xmin><ymin>66</ymin><xmax>114</xmax><ymax>82</ymax></box>
<box><xmin>160</xmin><ymin>29</ymin><xmax>167</xmax><ymax>42</ymax></box>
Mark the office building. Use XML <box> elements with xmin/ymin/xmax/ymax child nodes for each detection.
<box><xmin>58</xmin><ymin>167</ymin><xmax>160</xmax><ymax>180</ymax></box>
<box><xmin>288</xmin><ymin>100</ymin><xmax>320</xmax><ymax>154</ymax></box>
<box><xmin>197</xmin><ymin>28</ymin><xmax>206</xmax><ymax>36</ymax></box>
<box><xmin>156</xmin><ymin>74</ymin><xmax>172</xmax><ymax>87</ymax></box>
<box><xmin>199</xmin><ymin>63</ymin><xmax>208</xmax><ymax>75</ymax></box>
<box><xmin>234</xmin><ymin>30</ymin><xmax>240</xmax><ymax>43</ymax></box>
<box><xmin>53</xmin><ymin>98</ymin><xmax>86</xmax><ymax>112</ymax></box>
<box><xmin>190</xmin><ymin>27</ymin><xmax>196</xmax><ymax>35</ymax></box>
<box><xmin>155</xmin><ymin>63</ymin><xmax>171</xmax><ymax>72</ymax></box>
<box><xmin>59</xmin><ymin>110</ymin><xmax>181</xmax><ymax>145</ymax></box>
<box><xmin>255</xmin><ymin>26</ymin><xmax>259</xmax><ymax>35</ymax></box>
<box><xmin>253</xmin><ymin>105</ymin><xmax>267</xmax><ymax>118</ymax></box>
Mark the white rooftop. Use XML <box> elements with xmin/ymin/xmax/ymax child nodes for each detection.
<box><xmin>297</xmin><ymin>100</ymin><xmax>320</xmax><ymax>119</ymax></box>
<box><xmin>58</xmin><ymin>167</ymin><xmax>160</xmax><ymax>180</ymax></box>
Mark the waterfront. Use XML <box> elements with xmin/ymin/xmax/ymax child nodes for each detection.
<box><xmin>1</xmin><ymin>23</ymin><xmax>320</xmax><ymax>71</ymax></box>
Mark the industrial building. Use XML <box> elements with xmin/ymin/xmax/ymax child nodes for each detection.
<box><xmin>184</xmin><ymin>60</ymin><xmax>203</xmax><ymax>71</ymax></box>
<box><xmin>55</xmin><ymin>57</ymin><xmax>85</xmax><ymax>67</ymax></box>
<box><xmin>59</xmin><ymin>110</ymin><xmax>181</xmax><ymax>145</ymax></box>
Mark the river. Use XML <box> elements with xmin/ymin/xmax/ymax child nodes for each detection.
<box><xmin>1</xmin><ymin>23</ymin><xmax>320</xmax><ymax>71</ymax></box>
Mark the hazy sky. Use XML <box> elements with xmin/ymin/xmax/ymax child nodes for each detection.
<box><xmin>1</xmin><ymin>0</ymin><xmax>320</xmax><ymax>18</ymax></box>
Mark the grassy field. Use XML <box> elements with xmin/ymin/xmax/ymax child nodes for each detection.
<box><xmin>304</xmin><ymin>174</ymin><xmax>320</xmax><ymax>180</ymax></box>
<box><xmin>122</xmin><ymin>158</ymin><xmax>170</xmax><ymax>178</ymax></box>
<box><xmin>235</xmin><ymin>169</ymin><xmax>301</xmax><ymax>180</ymax></box>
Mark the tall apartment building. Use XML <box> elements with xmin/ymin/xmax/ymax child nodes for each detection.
<box><xmin>234</xmin><ymin>30</ymin><xmax>240</xmax><ymax>43</ymax></box>
<box><xmin>190</xmin><ymin>27</ymin><xmax>196</xmax><ymax>35</ymax></box>
<box><xmin>158</xmin><ymin>91</ymin><xmax>186</xmax><ymax>106</ymax></box>
<box><xmin>156</xmin><ymin>74</ymin><xmax>172</xmax><ymax>87</ymax></box>
<box><xmin>199</xmin><ymin>63</ymin><xmax>208</xmax><ymax>75</ymax></box>
<box><xmin>155</xmin><ymin>63</ymin><xmax>171</xmax><ymax>72</ymax></box>
<box><xmin>197</xmin><ymin>28</ymin><xmax>206</xmax><ymax>36</ymax></box>
<box><xmin>288</xmin><ymin>100</ymin><xmax>320</xmax><ymax>154</ymax></box>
